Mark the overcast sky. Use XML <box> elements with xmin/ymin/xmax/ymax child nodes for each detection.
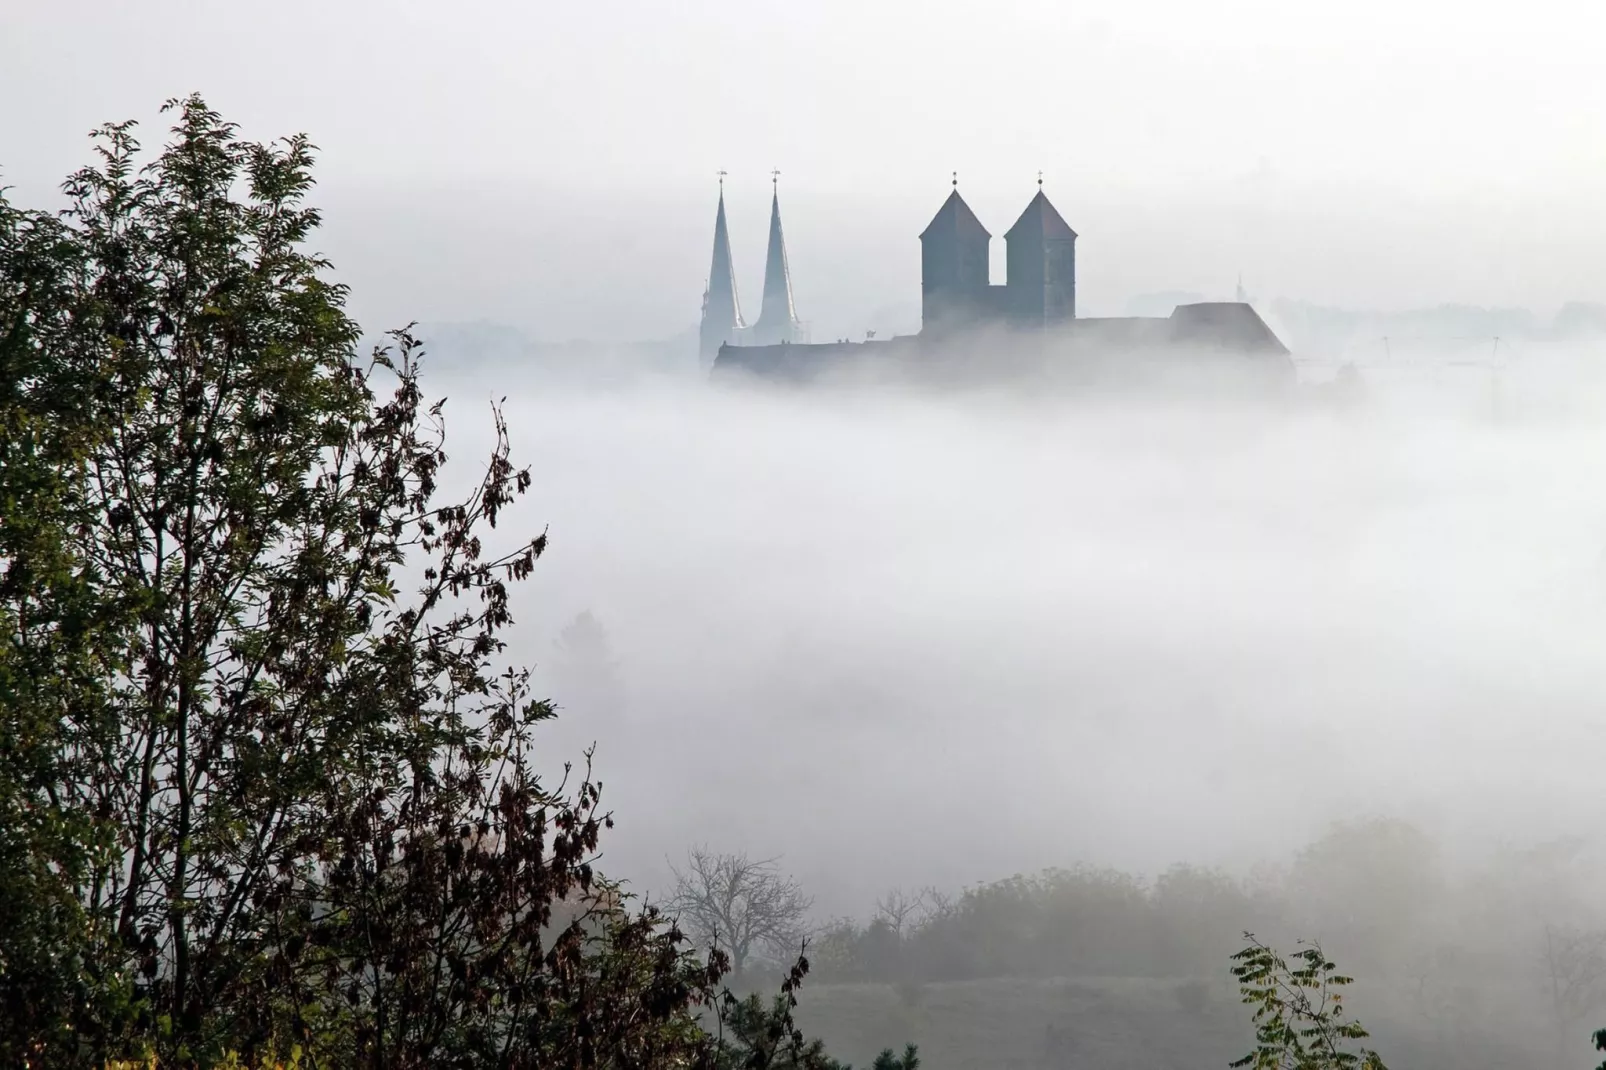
<box><xmin>5</xmin><ymin>0</ymin><xmax>1604</xmax><ymax>340</ymax></box>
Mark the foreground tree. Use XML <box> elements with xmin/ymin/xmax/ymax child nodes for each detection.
<box><xmin>0</xmin><ymin>97</ymin><xmax>850</xmax><ymax>1069</ymax></box>
<box><xmin>0</xmin><ymin>138</ymin><xmax>125</xmax><ymax>1062</ymax></box>
<box><xmin>1231</xmin><ymin>934</ymin><xmax>1388</xmax><ymax>1070</ymax></box>
<box><xmin>669</xmin><ymin>848</ymin><xmax>814</xmax><ymax>981</ymax></box>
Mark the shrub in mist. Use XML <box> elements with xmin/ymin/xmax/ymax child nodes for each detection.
<box><xmin>811</xmin><ymin>817</ymin><xmax>1606</xmax><ymax>1020</ymax></box>
<box><xmin>814</xmin><ymin>864</ymin><xmax>1273</xmax><ymax>984</ymax></box>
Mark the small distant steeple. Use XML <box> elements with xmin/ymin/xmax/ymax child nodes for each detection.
<box><xmin>752</xmin><ymin>169</ymin><xmax>802</xmax><ymax>345</ymax></box>
<box><xmin>698</xmin><ymin>172</ymin><xmax>745</xmax><ymax>368</ymax></box>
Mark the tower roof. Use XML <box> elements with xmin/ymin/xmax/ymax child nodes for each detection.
<box><xmin>755</xmin><ymin>184</ymin><xmax>800</xmax><ymax>335</ymax></box>
<box><xmin>702</xmin><ymin>186</ymin><xmax>744</xmax><ymax>326</ymax></box>
<box><xmin>1005</xmin><ymin>189</ymin><xmax>1077</xmax><ymax>241</ymax></box>
<box><xmin>920</xmin><ymin>188</ymin><xmax>991</xmax><ymax>241</ymax></box>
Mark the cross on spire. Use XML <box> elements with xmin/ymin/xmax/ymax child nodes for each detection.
<box><xmin>952</xmin><ymin>171</ymin><xmax>958</xmax><ymax>188</ymax></box>
<box><xmin>771</xmin><ymin>168</ymin><xmax>781</xmax><ymax>188</ymax></box>
<box><xmin>1037</xmin><ymin>170</ymin><xmax>1044</xmax><ymax>187</ymax></box>
<box><xmin>718</xmin><ymin>169</ymin><xmax>727</xmax><ymax>189</ymax></box>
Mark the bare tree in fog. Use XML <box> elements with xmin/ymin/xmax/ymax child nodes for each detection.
<box><xmin>1540</xmin><ymin>924</ymin><xmax>1606</xmax><ymax>1066</ymax></box>
<box><xmin>872</xmin><ymin>887</ymin><xmax>936</xmax><ymax>939</ymax></box>
<box><xmin>859</xmin><ymin>887</ymin><xmax>946</xmax><ymax>989</ymax></box>
<box><xmin>668</xmin><ymin>848</ymin><xmax>813</xmax><ymax>980</ymax></box>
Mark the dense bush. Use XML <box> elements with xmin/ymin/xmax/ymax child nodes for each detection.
<box><xmin>812</xmin><ymin>820</ymin><xmax>1606</xmax><ymax>1002</ymax></box>
<box><xmin>812</xmin><ymin>863</ymin><xmax>1281</xmax><ymax>984</ymax></box>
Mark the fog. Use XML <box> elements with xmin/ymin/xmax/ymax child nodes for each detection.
<box><xmin>391</xmin><ymin>343</ymin><xmax>1606</xmax><ymax>925</ymax></box>
<box><xmin>12</xmin><ymin>1</ymin><xmax>1606</xmax><ymax>1060</ymax></box>
<box><xmin>415</xmin><ymin>346</ymin><xmax>1606</xmax><ymax>1063</ymax></box>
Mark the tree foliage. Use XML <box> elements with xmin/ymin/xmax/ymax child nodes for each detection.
<box><xmin>811</xmin><ymin>864</ymin><xmax>1275</xmax><ymax>984</ymax></box>
<box><xmin>0</xmin><ymin>96</ymin><xmax>854</xmax><ymax>1069</ymax></box>
<box><xmin>0</xmin><ymin>155</ymin><xmax>123</xmax><ymax>1062</ymax></box>
<box><xmin>1230</xmin><ymin>934</ymin><xmax>1387</xmax><ymax>1070</ymax></box>
<box><xmin>1286</xmin><ymin>819</ymin><xmax>1442</xmax><ymax>975</ymax></box>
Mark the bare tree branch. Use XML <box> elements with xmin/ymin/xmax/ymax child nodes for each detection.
<box><xmin>667</xmin><ymin>847</ymin><xmax>813</xmax><ymax>979</ymax></box>
<box><xmin>873</xmin><ymin>888</ymin><xmax>930</xmax><ymax>940</ymax></box>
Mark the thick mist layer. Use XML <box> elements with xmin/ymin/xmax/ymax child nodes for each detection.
<box><xmin>428</xmin><ymin>347</ymin><xmax>1606</xmax><ymax>915</ymax></box>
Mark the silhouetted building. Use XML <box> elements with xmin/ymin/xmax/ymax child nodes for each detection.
<box><xmin>919</xmin><ymin>187</ymin><xmax>992</xmax><ymax>336</ymax></box>
<box><xmin>1005</xmin><ymin>188</ymin><xmax>1078</xmax><ymax>329</ymax></box>
<box><xmin>750</xmin><ymin>183</ymin><xmax>802</xmax><ymax>345</ymax></box>
<box><xmin>918</xmin><ymin>183</ymin><xmax>1079</xmax><ymax>335</ymax></box>
<box><xmin>698</xmin><ymin>180</ymin><xmax>745</xmax><ymax>369</ymax></box>
<box><xmin>698</xmin><ymin>176</ymin><xmax>805</xmax><ymax>366</ymax></box>
<box><xmin>708</xmin><ymin>179</ymin><xmax>1292</xmax><ymax>387</ymax></box>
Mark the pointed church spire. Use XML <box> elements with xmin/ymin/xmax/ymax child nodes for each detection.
<box><xmin>753</xmin><ymin>169</ymin><xmax>801</xmax><ymax>345</ymax></box>
<box><xmin>699</xmin><ymin>173</ymin><xmax>745</xmax><ymax>367</ymax></box>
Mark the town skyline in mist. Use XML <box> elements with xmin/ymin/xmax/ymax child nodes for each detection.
<box><xmin>12</xmin><ymin>3</ymin><xmax>1606</xmax><ymax>1067</ymax></box>
<box><xmin>5</xmin><ymin>0</ymin><xmax>1605</xmax><ymax>344</ymax></box>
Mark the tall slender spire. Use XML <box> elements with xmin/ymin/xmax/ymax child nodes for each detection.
<box><xmin>698</xmin><ymin>172</ymin><xmax>745</xmax><ymax>367</ymax></box>
<box><xmin>752</xmin><ymin>169</ymin><xmax>801</xmax><ymax>345</ymax></box>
